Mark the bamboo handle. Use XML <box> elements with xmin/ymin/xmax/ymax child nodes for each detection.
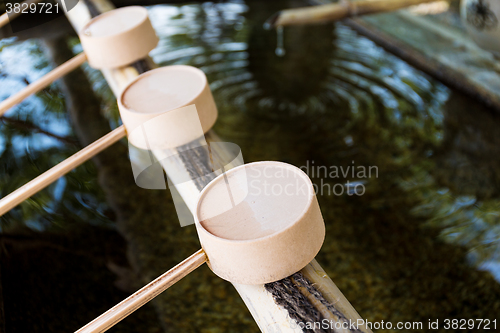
<box><xmin>0</xmin><ymin>52</ymin><xmax>87</xmax><ymax>116</ymax></box>
<box><xmin>268</xmin><ymin>0</ymin><xmax>444</xmax><ymax>28</ymax></box>
<box><xmin>0</xmin><ymin>12</ymin><xmax>8</xmax><ymax>28</ymax></box>
<box><xmin>0</xmin><ymin>0</ymin><xmax>43</xmax><ymax>29</ymax></box>
<box><xmin>75</xmin><ymin>249</ymin><xmax>207</xmax><ymax>333</ymax></box>
<box><xmin>0</xmin><ymin>125</ymin><xmax>126</xmax><ymax>216</ymax></box>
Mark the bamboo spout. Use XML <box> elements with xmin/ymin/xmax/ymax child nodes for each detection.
<box><xmin>265</xmin><ymin>0</ymin><xmax>447</xmax><ymax>28</ymax></box>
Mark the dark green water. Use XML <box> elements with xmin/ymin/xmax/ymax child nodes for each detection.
<box><xmin>1</xmin><ymin>1</ymin><xmax>499</xmax><ymax>332</ymax></box>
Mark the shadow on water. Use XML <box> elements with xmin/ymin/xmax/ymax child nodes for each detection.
<box><xmin>1</xmin><ymin>0</ymin><xmax>500</xmax><ymax>331</ymax></box>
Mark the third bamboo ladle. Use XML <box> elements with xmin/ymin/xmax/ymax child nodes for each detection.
<box><xmin>0</xmin><ymin>6</ymin><xmax>158</xmax><ymax>116</ymax></box>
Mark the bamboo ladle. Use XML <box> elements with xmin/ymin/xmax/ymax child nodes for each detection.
<box><xmin>0</xmin><ymin>65</ymin><xmax>217</xmax><ymax>216</ymax></box>
<box><xmin>76</xmin><ymin>161</ymin><xmax>326</xmax><ymax>333</ymax></box>
<box><xmin>0</xmin><ymin>6</ymin><xmax>158</xmax><ymax>116</ymax></box>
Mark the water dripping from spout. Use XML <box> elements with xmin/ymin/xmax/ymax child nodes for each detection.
<box><xmin>275</xmin><ymin>26</ymin><xmax>286</xmax><ymax>57</ymax></box>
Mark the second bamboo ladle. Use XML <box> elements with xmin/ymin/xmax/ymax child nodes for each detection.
<box><xmin>0</xmin><ymin>65</ymin><xmax>217</xmax><ymax>216</ymax></box>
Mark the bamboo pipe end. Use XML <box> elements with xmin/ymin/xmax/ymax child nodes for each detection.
<box><xmin>265</xmin><ymin>0</ymin><xmax>449</xmax><ymax>28</ymax></box>
<box><xmin>263</xmin><ymin>11</ymin><xmax>282</xmax><ymax>30</ymax></box>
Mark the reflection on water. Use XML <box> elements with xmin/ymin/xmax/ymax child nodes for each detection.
<box><xmin>414</xmin><ymin>94</ymin><xmax>500</xmax><ymax>280</ymax></box>
<box><xmin>1</xmin><ymin>0</ymin><xmax>500</xmax><ymax>330</ymax></box>
<box><xmin>0</xmin><ymin>38</ymin><xmax>113</xmax><ymax>231</ymax></box>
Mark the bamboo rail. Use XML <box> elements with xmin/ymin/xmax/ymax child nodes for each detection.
<box><xmin>266</xmin><ymin>0</ymin><xmax>446</xmax><ymax>28</ymax></box>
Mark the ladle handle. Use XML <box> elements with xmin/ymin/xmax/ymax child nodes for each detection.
<box><xmin>75</xmin><ymin>249</ymin><xmax>207</xmax><ymax>333</ymax></box>
<box><xmin>0</xmin><ymin>52</ymin><xmax>87</xmax><ymax>116</ymax></box>
<box><xmin>0</xmin><ymin>125</ymin><xmax>126</xmax><ymax>216</ymax></box>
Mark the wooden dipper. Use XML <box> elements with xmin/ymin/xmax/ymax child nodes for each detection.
<box><xmin>79</xmin><ymin>6</ymin><xmax>159</xmax><ymax>69</ymax></box>
<box><xmin>74</xmin><ymin>161</ymin><xmax>325</xmax><ymax>332</ymax></box>
<box><xmin>0</xmin><ymin>6</ymin><xmax>159</xmax><ymax>116</ymax></box>
<box><xmin>196</xmin><ymin>161</ymin><xmax>326</xmax><ymax>285</ymax></box>
<box><xmin>117</xmin><ymin>65</ymin><xmax>218</xmax><ymax>150</ymax></box>
<box><xmin>0</xmin><ymin>65</ymin><xmax>217</xmax><ymax>217</ymax></box>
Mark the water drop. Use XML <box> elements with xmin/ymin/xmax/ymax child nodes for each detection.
<box><xmin>275</xmin><ymin>26</ymin><xmax>286</xmax><ymax>57</ymax></box>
